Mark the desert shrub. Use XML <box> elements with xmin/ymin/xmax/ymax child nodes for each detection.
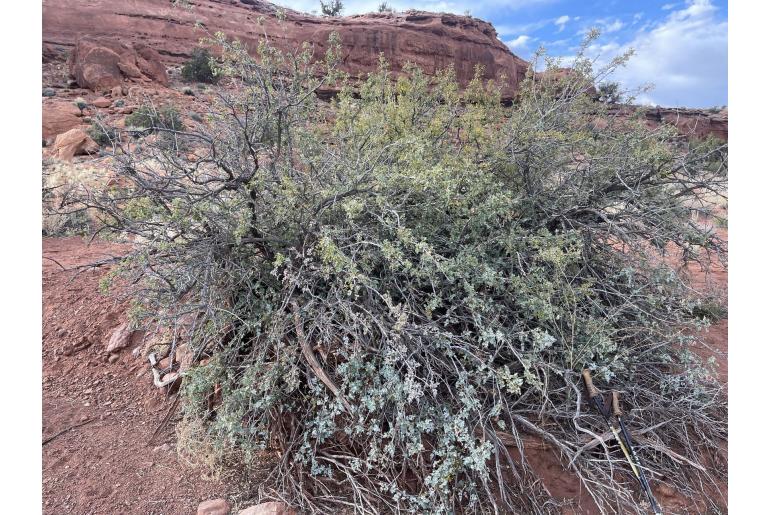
<box><xmin>596</xmin><ymin>80</ymin><xmax>622</xmax><ymax>103</ymax></box>
<box><xmin>87</xmin><ymin>120</ymin><xmax>118</xmax><ymax>146</ymax></box>
<box><xmin>42</xmin><ymin>159</ymin><xmax>108</xmax><ymax>236</ymax></box>
<box><xmin>377</xmin><ymin>2</ymin><xmax>394</xmax><ymax>13</ymax></box>
<box><xmin>73</xmin><ymin>97</ymin><xmax>87</xmax><ymax>112</ymax></box>
<box><xmin>125</xmin><ymin>104</ymin><xmax>184</xmax><ymax>132</ymax></box>
<box><xmin>320</xmin><ymin>0</ymin><xmax>343</xmax><ymax>16</ymax></box>
<box><xmin>64</xmin><ymin>32</ymin><xmax>727</xmax><ymax>514</ymax></box>
<box><xmin>181</xmin><ymin>48</ymin><xmax>218</xmax><ymax>83</ymax></box>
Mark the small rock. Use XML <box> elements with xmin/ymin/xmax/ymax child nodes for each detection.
<box><xmin>108</xmin><ymin>354</ymin><xmax>119</xmax><ymax>364</ymax></box>
<box><xmin>111</xmin><ymin>85</ymin><xmax>123</xmax><ymax>98</ymax></box>
<box><xmin>92</xmin><ymin>96</ymin><xmax>112</xmax><ymax>108</ymax></box>
<box><xmin>238</xmin><ymin>502</ymin><xmax>296</xmax><ymax>515</ymax></box>
<box><xmin>197</xmin><ymin>498</ymin><xmax>231</xmax><ymax>515</ymax></box>
<box><xmin>153</xmin><ymin>443</ymin><xmax>171</xmax><ymax>453</ymax></box>
<box><xmin>106</xmin><ymin>322</ymin><xmax>134</xmax><ymax>354</ymax></box>
<box><xmin>43</xmin><ymin>87</ymin><xmax>56</xmax><ymax>97</ymax></box>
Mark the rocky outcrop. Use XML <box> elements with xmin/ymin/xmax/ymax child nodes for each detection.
<box><xmin>42</xmin><ymin>100</ymin><xmax>85</xmax><ymax>141</ymax></box>
<box><xmin>604</xmin><ymin>105</ymin><xmax>728</xmax><ymax>141</ymax></box>
<box><xmin>67</xmin><ymin>36</ymin><xmax>168</xmax><ymax>91</ymax></box>
<box><xmin>43</xmin><ymin>0</ymin><xmax>529</xmax><ymax>99</ymax></box>
<box><xmin>652</xmin><ymin>107</ymin><xmax>728</xmax><ymax>141</ymax></box>
<box><xmin>49</xmin><ymin>128</ymin><xmax>99</xmax><ymax>161</ymax></box>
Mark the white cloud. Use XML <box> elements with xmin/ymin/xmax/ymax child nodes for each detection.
<box><xmin>589</xmin><ymin>0</ymin><xmax>727</xmax><ymax>107</ymax></box>
<box><xmin>507</xmin><ymin>35</ymin><xmax>532</xmax><ymax>50</ymax></box>
<box><xmin>662</xmin><ymin>3</ymin><xmax>677</xmax><ymax>10</ymax></box>
<box><xmin>554</xmin><ymin>15</ymin><xmax>570</xmax><ymax>32</ymax></box>
<box><xmin>601</xmin><ymin>18</ymin><xmax>625</xmax><ymax>33</ymax></box>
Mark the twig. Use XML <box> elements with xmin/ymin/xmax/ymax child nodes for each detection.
<box><xmin>43</xmin><ymin>256</ymin><xmax>66</xmax><ymax>271</ymax></box>
<box><xmin>292</xmin><ymin>301</ymin><xmax>352</xmax><ymax>414</ymax></box>
<box><xmin>42</xmin><ymin>418</ymin><xmax>95</xmax><ymax>446</ymax></box>
<box><xmin>148</xmin><ymin>395</ymin><xmax>181</xmax><ymax>447</ymax></box>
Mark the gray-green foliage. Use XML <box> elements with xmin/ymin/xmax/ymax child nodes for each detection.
<box><xmin>124</xmin><ymin>104</ymin><xmax>184</xmax><ymax>131</ymax></box>
<box><xmin>320</xmin><ymin>0</ymin><xmax>343</xmax><ymax>16</ymax></box>
<box><xmin>76</xmin><ymin>32</ymin><xmax>727</xmax><ymax>514</ymax></box>
<box><xmin>181</xmin><ymin>48</ymin><xmax>219</xmax><ymax>84</ymax></box>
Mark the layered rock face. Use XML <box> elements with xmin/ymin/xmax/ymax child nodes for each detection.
<box><xmin>43</xmin><ymin>0</ymin><xmax>529</xmax><ymax>99</ymax></box>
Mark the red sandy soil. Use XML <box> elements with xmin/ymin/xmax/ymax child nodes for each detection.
<box><xmin>42</xmin><ymin>237</ymin><xmax>230</xmax><ymax>514</ymax></box>
<box><xmin>42</xmin><ymin>233</ymin><xmax>727</xmax><ymax>514</ymax></box>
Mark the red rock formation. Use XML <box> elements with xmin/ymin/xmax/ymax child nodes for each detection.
<box><xmin>68</xmin><ymin>36</ymin><xmax>168</xmax><ymax>91</ymax></box>
<box><xmin>605</xmin><ymin>105</ymin><xmax>728</xmax><ymax>141</ymax></box>
<box><xmin>43</xmin><ymin>0</ymin><xmax>529</xmax><ymax>99</ymax></box>
<box><xmin>49</xmin><ymin>128</ymin><xmax>99</xmax><ymax>161</ymax></box>
<box><xmin>42</xmin><ymin>100</ymin><xmax>85</xmax><ymax>141</ymax></box>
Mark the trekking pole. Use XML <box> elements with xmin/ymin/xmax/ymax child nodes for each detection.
<box><xmin>612</xmin><ymin>390</ymin><xmax>663</xmax><ymax>515</ymax></box>
<box><xmin>581</xmin><ymin>369</ymin><xmax>663</xmax><ymax>515</ymax></box>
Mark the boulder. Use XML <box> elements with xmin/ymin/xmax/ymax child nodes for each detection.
<box><xmin>197</xmin><ymin>498</ymin><xmax>231</xmax><ymax>515</ymax></box>
<box><xmin>68</xmin><ymin>36</ymin><xmax>168</xmax><ymax>92</ymax></box>
<box><xmin>49</xmin><ymin>128</ymin><xmax>99</xmax><ymax>161</ymax></box>
<box><xmin>92</xmin><ymin>96</ymin><xmax>112</xmax><ymax>108</ymax></box>
<box><xmin>42</xmin><ymin>101</ymin><xmax>83</xmax><ymax>141</ymax></box>
<box><xmin>105</xmin><ymin>322</ymin><xmax>134</xmax><ymax>354</ymax></box>
<box><xmin>238</xmin><ymin>502</ymin><xmax>296</xmax><ymax>515</ymax></box>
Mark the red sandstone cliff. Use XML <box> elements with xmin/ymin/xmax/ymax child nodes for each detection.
<box><xmin>43</xmin><ymin>0</ymin><xmax>529</xmax><ymax>99</ymax></box>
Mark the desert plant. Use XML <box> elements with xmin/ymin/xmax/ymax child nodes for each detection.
<box><xmin>125</xmin><ymin>104</ymin><xmax>184</xmax><ymax>132</ymax></box>
<box><xmin>73</xmin><ymin>97</ymin><xmax>88</xmax><ymax>113</ymax></box>
<box><xmin>42</xmin><ymin>159</ymin><xmax>107</xmax><ymax>236</ymax></box>
<box><xmin>64</xmin><ymin>32</ymin><xmax>727</xmax><ymax>514</ymax></box>
<box><xmin>181</xmin><ymin>48</ymin><xmax>218</xmax><ymax>84</ymax></box>
<box><xmin>87</xmin><ymin>120</ymin><xmax>118</xmax><ymax>146</ymax></box>
<box><xmin>377</xmin><ymin>2</ymin><xmax>394</xmax><ymax>13</ymax></box>
<box><xmin>596</xmin><ymin>80</ymin><xmax>622</xmax><ymax>103</ymax></box>
<box><xmin>320</xmin><ymin>0</ymin><xmax>343</xmax><ymax>16</ymax></box>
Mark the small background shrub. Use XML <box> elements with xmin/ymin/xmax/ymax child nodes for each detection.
<box><xmin>125</xmin><ymin>105</ymin><xmax>185</xmax><ymax>132</ymax></box>
<box><xmin>87</xmin><ymin>121</ymin><xmax>117</xmax><ymax>146</ymax></box>
<box><xmin>181</xmin><ymin>48</ymin><xmax>218</xmax><ymax>83</ymax></box>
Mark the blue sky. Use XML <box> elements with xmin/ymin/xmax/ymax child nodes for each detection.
<box><xmin>271</xmin><ymin>0</ymin><xmax>727</xmax><ymax>108</ymax></box>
